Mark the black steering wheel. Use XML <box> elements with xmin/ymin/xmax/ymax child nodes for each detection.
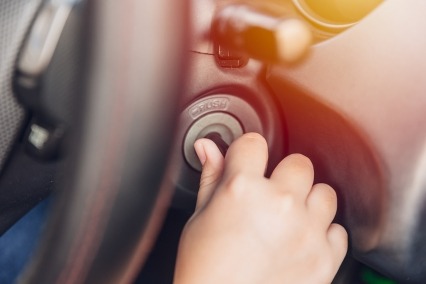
<box><xmin>3</xmin><ymin>0</ymin><xmax>187</xmax><ymax>283</ymax></box>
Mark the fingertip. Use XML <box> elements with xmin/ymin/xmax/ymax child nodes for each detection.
<box><xmin>194</xmin><ymin>139</ymin><xmax>207</xmax><ymax>166</ymax></box>
<box><xmin>194</xmin><ymin>138</ymin><xmax>225</xmax><ymax>211</ymax></box>
<box><xmin>238</xmin><ymin>132</ymin><xmax>267</xmax><ymax>147</ymax></box>
<box><xmin>284</xmin><ymin>153</ymin><xmax>314</xmax><ymax>172</ymax></box>
<box><xmin>223</xmin><ymin>132</ymin><xmax>269</xmax><ymax>177</ymax></box>
<box><xmin>328</xmin><ymin>223</ymin><xmax>349</xmax><ymax>259</ymax></box>
<box><xmin>307</xmin><ymin>183</ymin><xmax>338</xmax><ymax>225</ymax></box>
<box><xmin>270</xmin><ymin>153</ymin><xmax>315</xmax><ymax>198</ymax></box>
<box><xmin>195</xmin><ymin>138</ymin><xmax>224</xmax><ymax>168</ymax></box>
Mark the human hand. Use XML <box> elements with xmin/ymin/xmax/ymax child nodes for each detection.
<box><xmin>174</xmin><ymin>133</ymin><xmax>348</xmax><ymax>284</ymax></box>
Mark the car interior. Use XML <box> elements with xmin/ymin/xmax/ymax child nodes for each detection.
<box><xmin>0</xmin><ymin>0</ymin><xmax>426</xmax><ymax>283</ymax></box>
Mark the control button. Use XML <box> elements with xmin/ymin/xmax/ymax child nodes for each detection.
<box><xmin>183</xmin><ymin>112</ymin><xmax>243</xmax><ymax>171</ymax></box>
<box><xmin>28</xmin><ymin>124</ymin><xmax>50</xmax><ymax>150</ymax></box>
<box><xmin>212</xmin><ymin>4</ymin><xmax>312</xmax><ymax>64</ymax></box>
<box><xmin>25</xmin><ymin>120</ymin><xmax>65</xmax><ymax>160</ymax></box>
<box><xmin>215</xmin><ymin>44</ymin><xmax>248</xmax><ymax>68</ymax></box>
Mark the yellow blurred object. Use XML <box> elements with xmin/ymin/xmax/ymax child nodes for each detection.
<box><xmin>293</xmin><ymin>0</ymin><xmax>383</xmax><ymax>29</ymax></box>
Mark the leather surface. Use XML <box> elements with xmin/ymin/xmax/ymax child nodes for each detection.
<box><xmin>19</xmin><ymin>0</ymin><xmax>188</xmax><ymax>283</ymax></box>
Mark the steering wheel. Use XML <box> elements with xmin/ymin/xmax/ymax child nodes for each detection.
<box><xmin>1</xmin><ymin>0</ymin><xmax>187</xmax><ymax>283</ymax></box>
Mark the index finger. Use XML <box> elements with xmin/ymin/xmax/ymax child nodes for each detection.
<box><xmin>222</xmin><ymin>133</ymin><xmax>269</xmax><ymax>179</ymax></box>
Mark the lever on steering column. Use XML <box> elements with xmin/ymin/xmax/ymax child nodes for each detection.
<box><xmin>212</xmin><ymin>4</ymin><xmax>313</xmax><ymax>64</ymax></box>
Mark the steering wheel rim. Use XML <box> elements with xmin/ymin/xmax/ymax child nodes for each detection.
<box><xmin>18</xmin><ymin>0</ymin><xmax>188</xmax><ymax>283</ymax></box>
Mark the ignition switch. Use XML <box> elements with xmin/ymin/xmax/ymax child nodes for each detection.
<box><xmin>172</xmin><ymin>94</ymin><xmax>269</xmax><ymax>196</ymax></box>
<box><xmin>179</xmin><ymin>95</ymin><xmax>264</xmax><ymax>173</ymax></box>
<box><xmin>183</xmin><ymin>112</ymin><xmax>243</xmax><ymax>171</ymax></box>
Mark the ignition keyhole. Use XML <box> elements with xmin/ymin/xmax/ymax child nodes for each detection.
<box><xmin>183</xmin><ymin>112</ymin><xmax>243</xmax><ymax>172</ymax></box>
<box><xmin>204</xmin><ymin>132</ymin><xmax>229</xmax><ymax>157</ymax></box>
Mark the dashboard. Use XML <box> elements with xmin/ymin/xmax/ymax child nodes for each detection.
<box><xmin>170</xmin><ymin>0</ymin><xmax>426</xmax><ymax>282</ymax></box>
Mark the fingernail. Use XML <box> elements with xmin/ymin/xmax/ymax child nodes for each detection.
<box><xmin>194</xmin><ymin>140</ymin><xmax>207</xmax><ymax>166</ymax></box>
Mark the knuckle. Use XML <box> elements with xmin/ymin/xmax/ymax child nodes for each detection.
<box><xmin>200</xmin><ymin>162</ymin><xmax>220</xmax><ymax>183</ymax></box>
<box><xmin>199</xmin><ymin>171</ymin><xmax>219</xmax><ymax>189</ymax></box>
<box><xmin>316</xmin><ymin>183</ymin><xmax>337</xmax><ymax>204</ymax></box>
<box><xmin>241</xmin><ymin>132</ymin><xmax>267</xmax><ymax>146</ymax></box>
<box><xmin>286</xmin><ymin>153</ymin><xmax>314</xmax><ymax>172</ymax></box>
<box><xmin>334</xmin><ymin>224</ymin><xmax>349</xmax><ymax>247</ymax></box>
<box><xmin>278</xmin><ymin>192</ymin><xmax>297</xmax><ymax>210</ymax></box>
<box><xmin>328</xmin><ymin>224</ymin><xmax>349</xmax><ymax>262</ymax></box>
<box><xmin>223</xmin><ymin>174</ymin><xmax>248</xmax><ymax>197</ymax></box>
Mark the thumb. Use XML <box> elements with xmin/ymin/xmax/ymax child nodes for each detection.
<box><xmin>194</xmin><ymin>138</ymin><xmax>224</xmax><ymax>211</ymax></box>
